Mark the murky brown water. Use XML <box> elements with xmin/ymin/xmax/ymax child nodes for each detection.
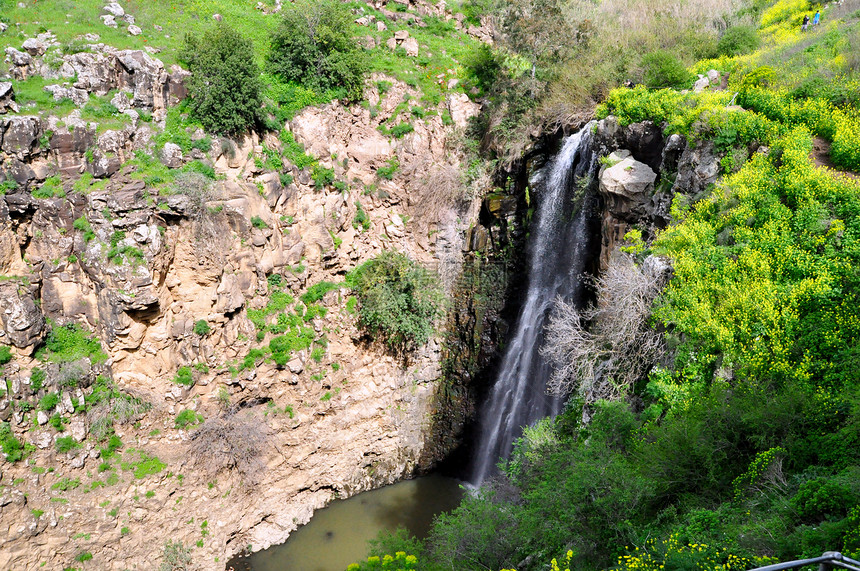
<box><xmin>227</xmin><ymin>475</ymin><xmax>464</xmax><ymax>571</ymax></box>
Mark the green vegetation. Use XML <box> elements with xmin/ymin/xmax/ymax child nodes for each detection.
<box><xmin>268</xmin><ymin>0</ymin><xmax>367</xmax><ymax>101</ymax></box>
<box><xmin>181</xmin><ymin>24</ymin><xmax>262</xmax><ymax>134</ymax></box>
<box><xmin>376</xmin><ymin>158</ymin><xmax>400</xmax><ymax>180</ymax></box>
<box><xmin>346</xmin><ymin>251</ymin><xmax>445</xmax><ymax>352</ymax></box>
<box><xmin>31</xmin><ymin>176</ymin><xmax>65</xmax><ymax>200</ymax></box>
<box><xmin>120</xmin><ymin>449</ymin><xmax>166</xmax><ymax>479</ymax></box>
<box><xmin>37</xmin><ymin>323</ymin><xmax>107</xmax><ymax>364</ymax></box>
<box><xmin>241</xmin><ymin>278</ymin><xmax>335</xmax><ymax>368</ymax></box>
<box><xmin>0</xmin><ymin>422</ymin><xmax>25</xmax><ymax>462</ymax></box>
<box><xmin>300</xmin><ymin>281</ymin><xmax>340</xmax><ymax>305</ymax></box>
<box><xmin>0</xmin><ymin>346</ymin><xmax>12</xmax><ymax>366</ymax></box>
<box><xmin>717</xmin><ymin>24</ymin><xmax>761</xmax><ymax>56</ymax></box>
<box><xmin>55</xmin><ymin>436</ymin><xmax>81</xmax><ymax>454</ymax></box>
<box><xmin>353</xmin><ymin>201</ymin><xmax>371</xmax><ymax>231</ymax></box>
<box><xmin>39</xmin><ymin>392</ymin><xmax>59</xmax><ymax>412</ymax></box>
<box><xmin>51</xmin><ymin>477</ymin><xmax>81</xmax><ymax>491</ymax></box>
<box><xmin>175</xmin><ymin>409</ymin><xmax>203</xmax><ymax>429</ymax></box>
<box><xmin>359</xmin><ymin>3</ymin><xmax>860</xmax><ymax>570</ymax></box>
<box><xmin>193</xmin><ymin>320</ymin><xmax>211</xmax><ymax>336</ymax></box>
<box><xmin>172</xmin><ymin>366</ymin><xmax>194</xmax><ymax>387</ymax></box>
<box><xmin>161</xmin><ymin>540</ymin><xmax>192</xmax><ymax>571</ymax></box>
<box><xmin>641</xmin><ymin>50</ymin><xmax>694</xmax><ymax>89</ymax></box>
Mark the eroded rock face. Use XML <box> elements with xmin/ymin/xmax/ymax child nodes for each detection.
<box><xmin>1</xmin><ymin>116</ymin><xmax>42</xmax><ymax>160</ymax></box>
<box><xmin>0</xmin><ymin>282</ymin><xmax>46</xmax><ymax>349</ymax></box>
<box><xmin>0</xmin><ymin>69</ymin><xmax>484</xmax><ymax>571</ymax></box>
<box><xmin>672</xmin><ymin>139</ymin><xmax>720</xmax><ymax>201</ymax></box>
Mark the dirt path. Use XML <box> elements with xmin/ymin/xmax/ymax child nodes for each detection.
<box><xmin>811</xmin><ymin>136</ymin><xmax>860</xmax><ymax>180</ymax></box>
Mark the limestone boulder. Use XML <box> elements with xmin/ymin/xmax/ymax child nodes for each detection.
<box><xmin>104</xmin><ymin>2</ymin><xmax>125</xmax><ymax>17</ymax></box>
<box><xmin>21</xmin><ymin>38</ymin><xmax>46</xmax><ymax>57</ymax></box>
<box><xmin>161</xmin><ymin>142</ymin><xmax>183</xmax><ymax>168</ymax></box>
<box><xmin>44</xmin><ymin>84</ymin><xmax>89</xmax><ymax>107</ymax></box>
<box><xmin>599</xmin><ymin>154</ymin><xmax>657</xmax><ymax>221</ymax></box>
<box><xmin>4</xmin><ymin>47</ymin><xmax>33</xmax><ymax>80</ymax></box>
<box><xmin>693</xmin><ymin>75</ymin><xmax>709</xmax><ymax>92</ymax></box>
<box><xmin>0</xmin><ymin>82</ymin><xmax>16</xmax><ymax>114</ymax></box>
<box><xmin>447</xmin><ymin>93</ymin><xmax>480</xmax><ymax>129</ymax></box>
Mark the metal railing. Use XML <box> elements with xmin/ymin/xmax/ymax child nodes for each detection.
<box><xmin>750</xmin><ymin>552</ymin><xmax>860</xmax><ymax>571</ymax></box>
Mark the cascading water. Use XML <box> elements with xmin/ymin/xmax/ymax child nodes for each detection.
<box><xmin>470</xmin><ymin>123</ymin><xmax>598</xmax><ymax>486</ymax></box>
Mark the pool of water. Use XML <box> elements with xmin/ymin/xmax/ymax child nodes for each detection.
<box><xmin>228</xmin><ymin>475</ymin><xmax>465</xmax><ymax>571</ymax></box>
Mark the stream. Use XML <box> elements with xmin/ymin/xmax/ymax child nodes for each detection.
<box><xmin>227</xmin><ymin>476</ymin><xmax>464</xmax><ymax>571</ymax></box>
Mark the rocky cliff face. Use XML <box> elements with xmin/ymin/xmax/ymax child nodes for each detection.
<box><xmin>0</xmin><ymin>38</ymin><xmax>489</xmax><ymax>569</ymax></box>
<box><xmin>593</xmin><ymin>115</ymin><xmax>722</xmax><ymax>269</ymax></box>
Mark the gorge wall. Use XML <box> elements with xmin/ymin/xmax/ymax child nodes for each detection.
<box><xmin>0</xmin><ymin>36</ymin><xmax>498</xmax><ymax>570</ymax></box>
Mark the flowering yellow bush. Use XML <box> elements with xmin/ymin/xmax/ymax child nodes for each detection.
<box><xmin>617</xmin><ymin>535</ymin><xmax>777</xmax><ymax>570</ymax></box>
<box><xmin>346</xmin><ymin>551</ymin><xmax>418</xmax><ymax>571</ymax></box>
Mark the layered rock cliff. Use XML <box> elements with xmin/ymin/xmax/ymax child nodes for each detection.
<box><xmin>0</xmin><ymin>36</ymin><xmax>493</xmax><ymax>569</ymax></box>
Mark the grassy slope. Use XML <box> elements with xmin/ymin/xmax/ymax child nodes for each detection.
<box><xmin>0</xmin><ymin>0</ymin><xmax>482</xmax><ymax>114</ymax></box>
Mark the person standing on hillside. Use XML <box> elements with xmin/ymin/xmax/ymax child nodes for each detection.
<box><xmin>802</xmin><ymin>13</ymin><xmax>810</xmax><ymax>31</ymax></box>
<box><xmin>813</xmin><ymin>10</ymin><xmax>821</xmax><ymax>25</ymax></box>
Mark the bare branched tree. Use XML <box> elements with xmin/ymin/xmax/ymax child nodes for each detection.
<box><xmin>189</xmin><ymin>412</ymin><xmax>267</xmax><ymax>487</ymax></box>
<box><xmin>405</xmin><ymin>157</ymin><xmax>468</xmax><ymax>226</ymax></box>
<box><xmin>541</xmin><ymin>251</ymin><xmax>670</xmax><ymax>403</ymax></box>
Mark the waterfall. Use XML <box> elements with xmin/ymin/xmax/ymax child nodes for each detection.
<box><xmin>470</xmin><ymin>123</ymin><xmax>597</xmax><ymax>486</ymax></box>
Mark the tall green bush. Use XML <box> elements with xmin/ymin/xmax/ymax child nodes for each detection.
<box><xmin>641</xmin><ymin>50</ymin><xmax>694</xmax><ymax>90</ymax></box>
<box><xmin>346</xmin><ymin>251</ymin><xmax>445</xmax><ymax>352</ymax></box>
<box><xmin>181</xmin><ymin>25</ymin><xmax>263</xmax><ymax>135</ymax></box>
<box><xmin>717</xmin><ymin>25</ymin><xmax>761</xmax><ymax>57</ymax></box>
<box><xmin>267</xmin><ymin>0</ymin><xmax>367</xmax><ymax>101</ymax></box>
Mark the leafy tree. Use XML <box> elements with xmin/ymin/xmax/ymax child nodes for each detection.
<box><xmin>495</xmin><ymin>0</ymin><xmax>577</xmax><ymax>80</ymax></box>
<box><xmin>181</xmin><ymin>25</ymin><xmax>263</xmax><ymax>135</ymax></box>
<box><xmin>268</xmin><ymin>0</ymin><xmax>367</xmax><ymax>101</ymax></box>
<box><xmin>717</xmin><ymin>25</ymin><xmax>761</xmax><ymax>57</ymax></box>
<box><xmin>346</xmin><ymin>251</ymin><xmax>445</xmax><ymax>352</ymax></box>
<box><xmin>641</xmin><ymin>50</ymin><xmax>693</xmax><ymax>89</ymax></box>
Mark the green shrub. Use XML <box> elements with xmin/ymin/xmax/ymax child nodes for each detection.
<box><xmin>389</xmin><ymin>123</ymin><xmax>414</xmax><ymax>139</ymax></box>
<box><xmin>268</xmin><ymin>0</ymin><xmax>367</xmax><ymax>101</ymax></box>
<box><xmin>51</xmin><ymin>477</ymin><xmax>81</xmax><ymax>491</ymax></box>
<box><xmin>0</xmin><ymin>345</ymin><xmax>11</xmax><ymax>365</ymax></box>
<box><xmin>353</xmin><ymin>201</ymin><xmax>371</xmax><ymax>231</ymax></box>
<box><xmin>49</xmin><ymin>414</ymin><xmax>63</xmax><ymax>431</ymax></box>
<box><xmin>74</xmin><ymin>552</ymin><xmax>93</xmax><ymax>562</ymax></box>
<box><xmin>55</xmin><ymin>436</ymin><xmax>81</xmax><ymax>453</ymax></box>
<box><xmin>100</xmin><ymin>434</ymin><xmax>122</xmax><ymax>459</ymax></box>
<box><xmin>172</xmin><ymin>366</ymin><xmax>194</xmax><ymax>387</ymax></box>
<box><xmin>250</xmin><ymin>216</ymin><xmax>268</xmax><ymax>229</ymax></box>
<box><xmin>641</xmin><ymin>50</ymin><xmax>693</xmax><ymax>90</ymax></box>
<box><xmin>193</xmin><ymin>320</ymin><xmax>211</xmax><ymax>336</ymax></box>
<box><xmin>311</xmin><ymin>346</ymin><xmax>326</xmax><ymax>363</ymax></box>
<box><xmin>37</xmin><ymin>323</ymin><xmax>107</xmax><ymax>364</ymax></box>
<box><xmin>346</xmin><ymin>251</ymin><xmax>445</xmax><ymax>351</ymax></box>
<box><xmin>717</xmin><ymin>25</ymin><xmax>761</xmax><ymax>57</ymax></box>
<box><xmin>377</xmin><ymin>158</ymin><xmax>400</xmax><ymax>180</ymax></box>
<box><xmin>0</xmin><ymin>422</ymin><xmax>25</xmax><ymax>462</ymax></box>
<box><xmin>175</xmin><ymin>409</ymin><xmax>204</xmax><ymax>429</ymax></box>
<box><xmin>39</xmin><ymin>392</ymin><xmax>59</xmax><ymax>412</ymax></box>
<box><xmin>181</xmin><ymin>24</ymin><xmax>262</xmax><ymax>134</ymax></box>
<box><xmin>301</xmin><ymin>281</ymin><xmax>340</xmax><ymax>305</ymax></box>
<box><xmin>311</xmin><ymin>165</ymin><xmax>335</xmax><ymax>189</ymax></box>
